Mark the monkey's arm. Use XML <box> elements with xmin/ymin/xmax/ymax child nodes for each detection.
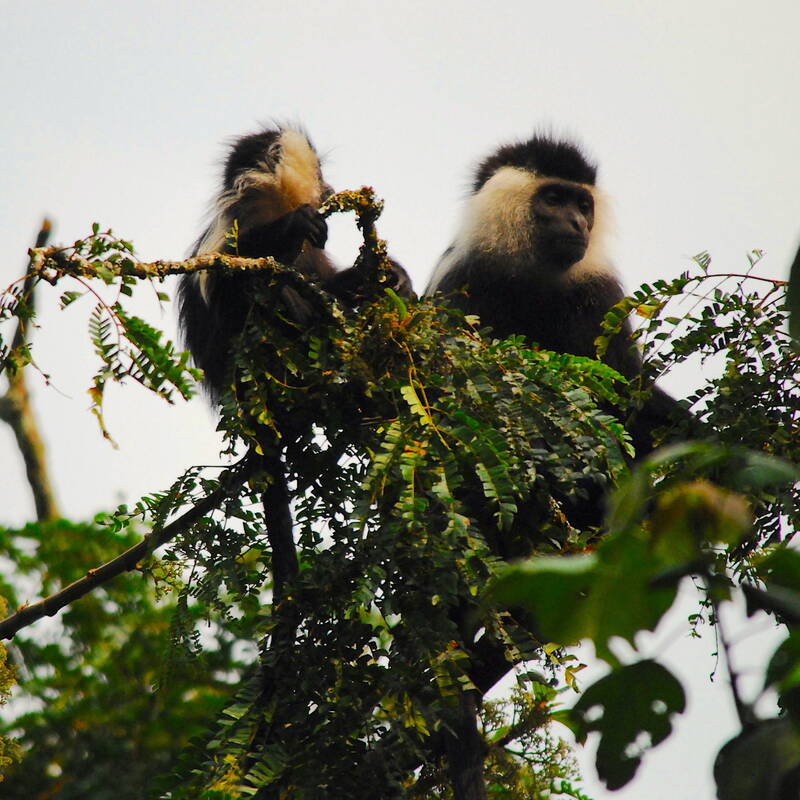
<box><xmin>228</xmin><ymin>205</ymin><xmax>329</xmax><ymax>325</ymax></box>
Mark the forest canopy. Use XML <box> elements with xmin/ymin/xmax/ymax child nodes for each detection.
<box><xmin>1</xmin><ymin>201</ymin><xmax>800</xmax><ymax>799</ymax></box>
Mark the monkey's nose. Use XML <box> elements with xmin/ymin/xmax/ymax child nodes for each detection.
<box><xmin>570</xmin><ymin>212</ymin><xmax>588</xmax><ymax>234</ymax></box>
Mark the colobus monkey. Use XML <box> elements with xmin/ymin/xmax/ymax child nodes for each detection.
<box><xmin>177</xmin><ymin>125</ymin><xmax>413</xmax><ymax>615</ymax></box>
<box><xmin>178</xmin><ymin>124</ymin><xmax>410</xmax><ymax>400</ymax></box>
<box><xmin>426</xmin><ymin>134</ymin><xmax>681</xmax><ymax>455</ymax></box>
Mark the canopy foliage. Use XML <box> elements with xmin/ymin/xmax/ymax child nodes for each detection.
<box><xmin>1</xmin><ymin>204</ymin><xmax>799</xmax><ymax>799</ymax></box>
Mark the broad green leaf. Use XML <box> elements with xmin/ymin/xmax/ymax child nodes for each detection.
<box><xmin>756</xmin><ymin>548</ymin><xmax>800</xmax><ymax>591</ymax></box>
<box><xmin>731</xmin><ymin>451</ymin><xmax>800</xmax><ymax>490</ymax></box>
<box><xmin>651</xmin><ymin>480</ymin><xmax>751</xmax><ymax>555</ymax></box>
<box><xmin>765</xmin><ymin>632</ymin><xmax>800</xmax><ymax>694</ymax></box>
<box><xmin>571</xmin><ymin>660</ymin><xmax>685</xmax><ymax>790</ymax></box>
<box><xmin>714</xmin><ymin>718</ymin><xmax>800</xmax><ymax>800</ymax></box>
<box><xmin>491</xmin><ymin>555</ymin><xmax>599</xmax><ymax>643</ymax></box>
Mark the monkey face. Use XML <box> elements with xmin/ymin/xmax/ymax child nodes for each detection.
<box><xmin>530</xmin><ymin>181</ymin><xmax>594</xmax><ymax>269</ymax></box>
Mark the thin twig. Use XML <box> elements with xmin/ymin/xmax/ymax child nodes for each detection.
<box><xmin>701</xmin><ymin>273</ymin><xmax>786</xmax><ymax>286</ymax></box>
<box><xmin>492</xmin><ymin>710</ymin><xmax>542</xmax><ymax>750</ymax></box>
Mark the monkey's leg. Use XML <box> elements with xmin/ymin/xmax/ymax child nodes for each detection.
<box><xmin>259</xmin><ymin>449</ymin><xmax>298</xmax><ymax>604</ymax></box>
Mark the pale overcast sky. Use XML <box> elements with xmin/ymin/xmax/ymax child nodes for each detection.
<box><xmin>1</xmin><ymin>2</ymin><xmax>799</xmax><ymax>797</ymax></box>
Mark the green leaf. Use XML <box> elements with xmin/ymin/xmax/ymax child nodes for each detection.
<box><xmin>787</xmin><ymin>239</ymin><xmax>800</xmax><ymax>344</ymax></box>
<box><xmin>756</xmin><ymin>548</ymin><xmax>800</xmax><ymax>592</ymax></box>
<box><xmin>491</xmin><ymin>524</ymin><xmax>680</xmax><ymax>657</ymax></box>
<box><xmin>571</xmin><ymin>660</ymin><xmax>686</xmax><ymax>791</ymax></box>
<box><xmin>731</xmin><ymin>451</ymin><xmax>800</xmax><ymax>490</ymax></box>
<box><xmin>400</xmin><ymin>383</ymin><xmax>433</xmax><ymax>427</ymax></box>
<box><xmin>94</xmin><ymin>264</ymin><xmax>116</xmax><ymax>284</ymax></box>
<box><xmin>491</xmin><ymin>555</ymin><xmax>598</xmax><ymax>643</ymax></box>
<box><xmin>651</xmin><ymin>480</ymin><xmax>751</xmax><ymax>555</ymax></box>
<box><xmin>384</xmin><ymin>287</ymin><xmax>408</xmax><ymax>318</ymax></box>
<box><xmin>714</xmin><ymin>718</ymin><xmax>800</xmax><ymax>800</ymax></box>
<box><xmin>606</xmin><ymin>469</ymin><xmax>650</xmax><ymax>534</ymax></box>
<box><xmin>742</xmin><ymin>583</ymin><xmax>800</xmax><ymax>625</ymax></box>
<box><xmin>59</xmin><ymin>290</ymin><xmax>84</xmax><ymax>309</ymax></box>
<box><xmin>765</xmin><ymin>632</ymin><xmax>800</xmax><ymax>694</ymax></box>
<box><xmin>583</xmin><ymin>531</ymin><xmax>679</xmax><ymax>654</ymax></box>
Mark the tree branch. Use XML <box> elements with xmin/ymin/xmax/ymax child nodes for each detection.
<box><xmin>258</xmin><ymin>451</ymin><xmax>298</xmax><ymax>606</ymax></box>
<box><xmin>441</xmin><ymin>689</ymin><xmax>488</xmax><ymax>800</ymax></box>
<box><xmin>705</xmin><ymin>575</ymin><xmax>754</xmax><ymax>728</ymax></box>
<box><xmin>28</xmin><ymin>249</ymin><xmax>286</xmax><ymax>282</ymax></box>
<box><xmin>0</xmin><ymin>219</ymin><xmax>60</xmax><ymax>521</ymax></box>
<box><xmin>23</xmin><ymin>188</ymin><xmax>387</xmax><ymax>286</ymax></box>
<box><xmin>0</xmin><ymin>455</ymin><xmax>257</xmax><ymax>640</ymax></box>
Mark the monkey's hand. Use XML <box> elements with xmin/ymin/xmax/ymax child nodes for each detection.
<box><xmin>284</xmin><ymin>204</ymin><xmax>328</xmax><ymax>251</ymax></box>
<box><xmin>237</xmin><ymin>204</ymin><xmax>328</xmax><ymax>263</ymax></box>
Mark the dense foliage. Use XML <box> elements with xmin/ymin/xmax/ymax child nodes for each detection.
<box><xmin>0</xmin><ymin>520</ymin><xmax>250</xmax><ymax>799</ymax></box>
<box><xmin>1</xmin><ymin>203</ymin><xmax>799</xmax><ymax>798</ymax></box>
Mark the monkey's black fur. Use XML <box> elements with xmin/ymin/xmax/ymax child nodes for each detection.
<box><xmin>221</xmin><ymin>128</ymin><xmax>285</xmax><ymax>188</ymax></box>
<box><xmin>179</xmin><ymin>209</ymin><xmax>330</xmax><ymax>395</ymax></box>
<box><xmin>435</xmin><ymin>261</ymin><xmax>641</xmax><ymax>380</ymax></box>
<box><xmin>178</xmin><ymin>125</ymin><xmax>410</xmax><ymax>401</ymax></box>
<box><xmin>473</xmin><ymin>135</ymin><xmax>597</xmax><ymax>191</ymax></box>
<box><xmin>428</xmin><ymin>132</ymin><xmax>686</xmax><ymax>458</ymax></box>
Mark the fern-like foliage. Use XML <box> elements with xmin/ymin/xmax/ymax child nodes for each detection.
<box><xmin>3</xmin><ymin>202</ymin><xmax>798</xmax><ymax>798</ymax></box>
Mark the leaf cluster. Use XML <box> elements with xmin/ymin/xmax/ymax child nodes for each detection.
<box><xmin>157</xmin><ymin>285</ymin><xmax>627</xmax><ymax>796</ymax></box>
<box><xmin>4</xmin><ymin>216</ymin><xmax>800</xmax><ymax>798</ymax></box>
<box><xmin>599</xmin><ymin>254</ymin><xmax>800</xmax><ymax>549</ymax></box>
<box><xmin>494</xmin><ymin>440</ymin><xmax>800</xmax><ymax>794</ymax></box>
<box><xmin>0</xmin><ymin>519</ymin><xmax>250</xmax><ymax>800</ymax></box>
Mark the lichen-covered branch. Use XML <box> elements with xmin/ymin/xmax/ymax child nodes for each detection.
<box><xmin>23</xmin><ymin>188</ymin><xmax>387</xmax><ymax>286</ymax></box>
<box><xmin>28</xmin><ymin>249</ymin><xmax>285</xmax><ymax>283</ymax></box>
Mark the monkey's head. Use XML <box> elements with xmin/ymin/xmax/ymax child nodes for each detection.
<box><xmin>223</xmin><ymin>127</ymin><xmax>331</xmax><ymax>215</ymax></box>
<box><xmin>529</xmin><ymin>179</ymin><xmax>595</xmax><ymax>270</ymax></box>
<box><xmin>439</xmin><ymin>134</ymin><xmax>611</xmax><ymax>287</ymax></box>
<box><xmin>196</xmin><ymin>126</ymin><xmax>333</xmax><ymax>257</ymax></box>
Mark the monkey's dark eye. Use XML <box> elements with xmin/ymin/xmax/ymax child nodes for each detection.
<box><xmin>578</xmin><ymin>201</ymin><xmax>593</xmax><ymax>214</ymax></box>
<box><xmin>542</xmin><ymin>190</ymin><xmax>562</xmax><ymax>205</ymax></box>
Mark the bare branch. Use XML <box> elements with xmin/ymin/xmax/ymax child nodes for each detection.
<box><xmin>0</xmin><ymin>219</ymin><xmax>60</xmax><ymax>521</ymax></box>
<box><xmin>705</xmin><ymin>575</ymin><xmax>754</xmax><ymax>728</ymax></box>
<box><xmin>0</xmin><ymin>455</ymin><xmax>257</xmax><ymax>641</ymax></box>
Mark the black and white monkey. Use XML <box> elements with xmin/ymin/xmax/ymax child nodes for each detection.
<box><xmin>177</xmin><ymin>125</ymin><xmax>412</xmax><ymax>604</ymax></box>
<box><xmin>426</xmin><ymin>134</ymin><xmax>683</xmax><ymax>456</ymax></box>
<box><xmin>178</xmin><ymin>124</ymin><xmax>411</xmax><ymax>400</ymax></box>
